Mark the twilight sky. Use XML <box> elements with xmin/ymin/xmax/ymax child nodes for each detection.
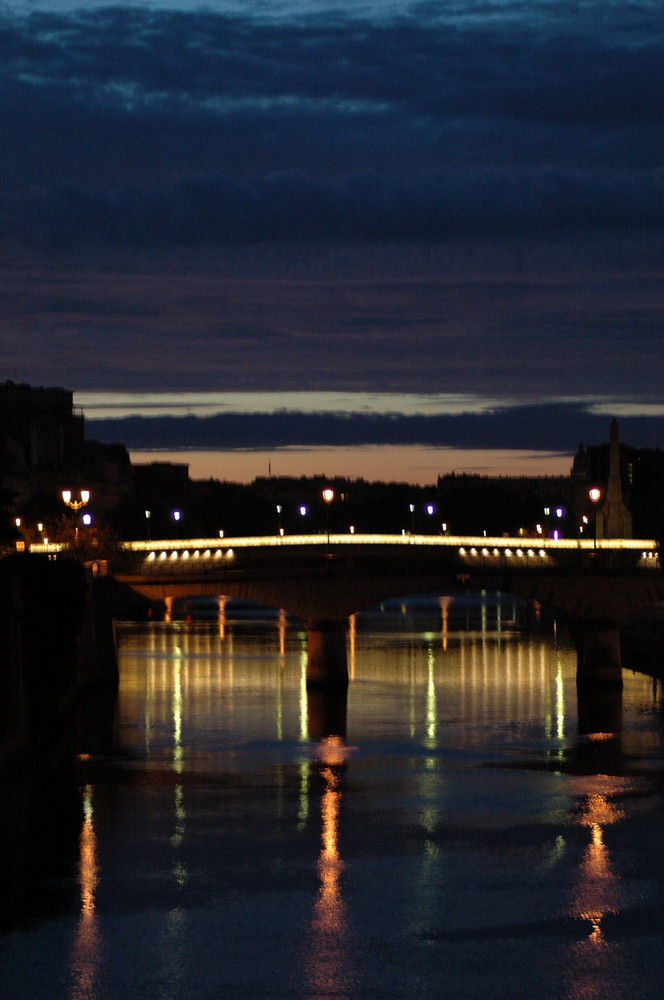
<box><xmin>1</xmin><ymin>0</ymin><xmax>663</xmax><ymax>480</ymax></box>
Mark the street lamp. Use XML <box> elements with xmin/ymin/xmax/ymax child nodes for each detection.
<box><xmin>62</xmin><ymin>489</ymin><xmax>90</xmax><ymax>511</ymax></box>
<box><xmin>276</xmin><ymin>505</ymin><xmax>283</xmax><ymax>536</ymax></box>
<box><xmin>322</xmin><ymin>489</ymin><xmax>334</xmax><ymax>548</ymax></box>
<box><xmin>589</xmin><ymin>488</ymin><xmax>601</xmax><ymax>550</ymax></box>
<box><xmin>61</xmin><ymin>489</ymin><xmax>90</xmax><ymax>547</ymax></box>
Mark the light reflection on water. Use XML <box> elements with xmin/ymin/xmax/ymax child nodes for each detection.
<box><xmin>3</xmin><ymin>593</ymin><xmax>664</xmax><ymax>1000</ymax></box>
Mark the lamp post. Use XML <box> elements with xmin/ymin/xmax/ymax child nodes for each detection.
<box><xmin>62</xmin><ymin>489</ymin><xmax>90</xmax><ymax>547</ymax></box>
<box><xmin>589</xmin><ymin>488</ymin><xmax>601</xmax><ymax>550</ymax></box>
<box><xmin>170</xmin><ymin>508</ymin><xmax>183</xmax><ymax>538</ymax></box>
<box><xmin>62</xmin><ymin>489</ymin><xmax>90</xmax><ymax>511</ymax></box>
<box><xmin>276</xmin><ymin>505</ymin><xmax>283</xmax><ymax>536</ymax></box>
<box><xmin>145</xmin><ymin>509</ymin><xmax>151</xmax><ymax>541</ymax></box>
<box><xmin>409</xmin><ymin>503</ymin><xmax>415</xmax><ymax>535</ymax></box>
<box><xmin>322</xmin><ymin>489</ymin><xmax>334</xmax><ymax>549</ymax></box>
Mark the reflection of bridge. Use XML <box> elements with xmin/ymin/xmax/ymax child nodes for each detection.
<box><xmin>113</xmin><ymin>532</ymin><xmax>663</xmax><ymax>687</ymax></box>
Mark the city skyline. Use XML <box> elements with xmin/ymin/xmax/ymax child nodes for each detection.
<box><xmin>1</xmin><ymin>0</ymin><xmax>662</xmax><ymax>482</ymax></box>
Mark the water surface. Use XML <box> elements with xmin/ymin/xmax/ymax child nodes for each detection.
<box><xmin>2</xmin><ymin>594</ymin><xmax>664</xmax><ymax>999</ymax></box>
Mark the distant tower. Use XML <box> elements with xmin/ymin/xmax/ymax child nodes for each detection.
<box><xmin>597</xmin><ymin>418</ymin><xmax>632</xmax><ymax>538</ymax></box>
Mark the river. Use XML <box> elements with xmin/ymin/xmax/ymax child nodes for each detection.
<box><xmin>2</xmin><ymin>592</ymin><xmax>664</xmax><ymax>999</ymax></box>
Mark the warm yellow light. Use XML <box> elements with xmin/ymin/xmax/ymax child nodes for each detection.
<box><xmin>322</xmin><ymin>488</ymin><xmax>334</xmax><ymax>504</ymax></box>
<box><xmin>589</xmin><ymin>487</ymin><xmax>601</xmax><ymax>504</ymax></box>
<box><xmin>62</xmin><ymin>489</ymin><xmax>90</xmax><ymax>510</ymax></box>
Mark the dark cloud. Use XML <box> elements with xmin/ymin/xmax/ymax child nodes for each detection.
<box><xmin>0</xmin><ymin>4</ymin><xmax>662</xmax><ymax>250</ymax></box>
<box><xmin>1</xmin><ymin>262</ymin><xmax>662</xmax><ymax>397</ymax></box>
<box><xmin>87</xmin><ymin>403</ymin><xmax>664</xmax><ymax>452</ymax></box>
<box><xmin>1</xmin><ymin>0</ymin><xmax>662</xmax><ymax>414</ymax></box>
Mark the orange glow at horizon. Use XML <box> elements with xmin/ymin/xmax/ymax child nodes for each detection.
<box><xmin>131</xmin><ymin>445</ymin><xmax>573</xmax><ymax>488</ymax></box>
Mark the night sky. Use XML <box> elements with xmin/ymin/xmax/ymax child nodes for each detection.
<box><xmin>1</xmin><ymin>0</ymin><xmax>662</xmax><ymax>477</ymax></box>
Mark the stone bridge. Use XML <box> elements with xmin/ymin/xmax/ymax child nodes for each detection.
<box><xmin>110</xmin><ymin>532</ymin><xmax>663</xmax><ymax>687</ymax></box>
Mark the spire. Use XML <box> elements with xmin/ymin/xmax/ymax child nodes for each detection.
<box><xmin>597</xmin><ymin>418</ymin><xmax>632</xmax><ymax>538</ymax></box>
<box><xmin>571</xmin><ymin>441</ymin><xmax>587</xmax><ymax>479</ymax></box>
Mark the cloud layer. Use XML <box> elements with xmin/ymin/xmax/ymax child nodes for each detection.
<box><xmin>1</xmin><ymin>0</ymin><xmax>662</xmax><ymax>414</ymax></box>
<box><xmin>87</xmin><ymin>402</ymin><xmax>664</xmax><ymax>452</ymax></box>
<box><xmin>1</xmin><ymin>3</ymin><xmax>663</xmax><ymax>249</ymax></box>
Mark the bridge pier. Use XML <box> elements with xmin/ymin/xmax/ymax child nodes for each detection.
<box><xmin>576</xmin><ymin>620</ymin><xmax>623</xmax><ymax>688</ymax></box>
<box><xmin>307</xmin><ymin>685</ymin><xmax>348</xmax><ymax>740</ymax></box>
<box><xmin>306</xmin><ymin>619</ymin><xmax>349</xmax><ymax>689</ymax></box>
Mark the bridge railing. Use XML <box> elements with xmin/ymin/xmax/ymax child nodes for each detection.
<box><xmin>107</xmin><ymin>533</ymin><xmax>660</xmax><ymax>575</ymax></box>
<box><xmin>26</xmin><ymin>533</ymin><xmax>659</xmax><ymax>575</ymax></box>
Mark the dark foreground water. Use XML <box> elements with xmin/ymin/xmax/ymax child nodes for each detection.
<box><xmin>3</xmin><ymin>593</ymin><xmax>664</xmax><ymax>1000</ymax></box>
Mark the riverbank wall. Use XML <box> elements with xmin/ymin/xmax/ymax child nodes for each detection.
<box><xmin>0</xmin><ymin>555</ymin><xmax>131</xmax><ymax>770</ymax></box>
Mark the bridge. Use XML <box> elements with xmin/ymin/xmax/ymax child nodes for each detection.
<box><xmin>106</xmin><ymin>531</ymin><xmax>663</xmax><ymax>688</ymax></box>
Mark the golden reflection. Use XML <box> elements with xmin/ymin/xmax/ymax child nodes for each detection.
<box><xmin>561</xmin><ymin>787</ymin><xmax>629</xmax><ymax>998</ymax></box>
<box><xmin>571</xmin><ymin>791</ymin><xmax>625</xmax><ymax>942</ymax></box>
<box><xmin>305</xmin><ymin>736</ymin><xmax>355</xmax><ymax>999</ymax></box>
<box><xmin>217</xmin><ymin>595</ymin><xmax>227</xmax><ymax>639</ymax></box>
<box><xmin>69</xmin><ymin>785</ymin><xmax>101</xmax><ymax>1000</ymax></box>
<box><xmin>172</xmin><ymin>655</ymin><xmax>184</xmax><ymax>774</ymax></box>
<box><xmin>555</xmin><ymin>654</ymin><xmax>565</xmax><ymax>739</ymax></box>
<box><xmin>348</xmin><ymin>614</ymin><xmax>356</xmax><ymax>680</ymax></box>
<box><xmin>425</xmin><ymin>647</ymin><xmax>437</xmax><ymax>753</ymax></box>
<box><xmin>299</xmin><ymin>649</ymin><xmax>309</xmax><ymax>741</ymax></box>
<box><xmin>438</xmin><ymin>595</ymin><xmax>452</xmax><ymax>651</ymax></box>
<box><xmin>278</xmin><ymin>607</ymin><xmax>288</xmax><ymax>656</ymax></box>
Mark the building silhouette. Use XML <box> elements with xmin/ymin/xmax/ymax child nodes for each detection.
<box><xmin>0</xmin><ymin>381</ymin><xmax>132</xmax><ymax>539</ymax></box>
